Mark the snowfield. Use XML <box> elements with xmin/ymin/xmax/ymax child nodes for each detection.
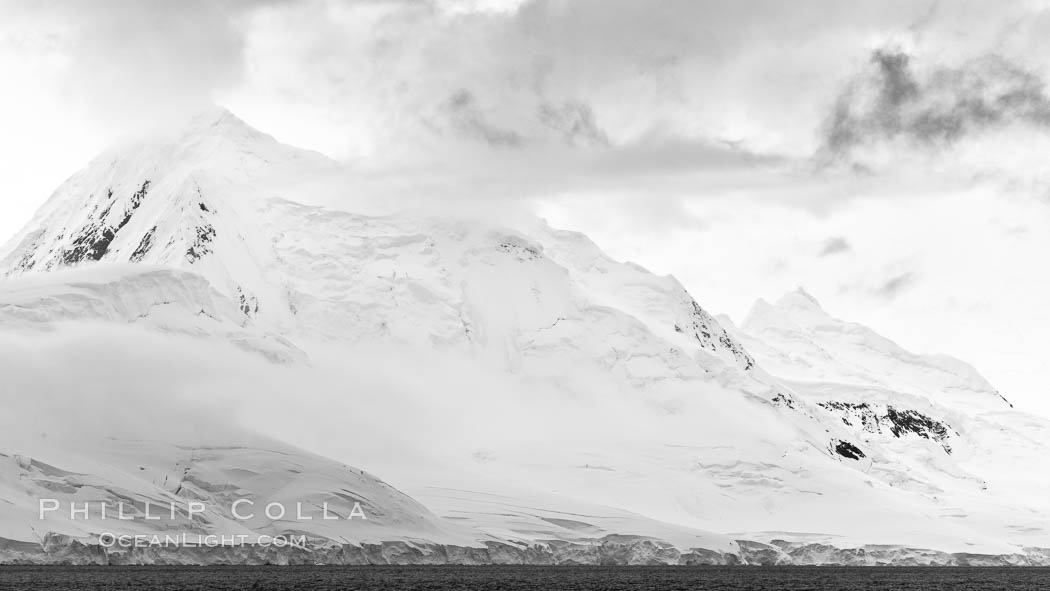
<box><xmin>0</xmin><ymin>108</ymin><xmax>1047</xmax><ymax>565</ymax></box>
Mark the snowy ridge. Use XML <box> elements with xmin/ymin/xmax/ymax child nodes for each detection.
<box><xmin>741</xmin><ymin>288</ymin><xmax>1009</xmax><ymax>412</ymax></box>
<box><xmin>0</xmin><ymin>265</ymin><xmax>301</xmax><ymax>363</ymax></box>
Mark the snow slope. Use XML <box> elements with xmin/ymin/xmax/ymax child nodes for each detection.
<box><xmin>733</xmin><ymin>290</ymin><xmax>1050</xmax><ymax>551</ymax></box>
<box><xmin>1</xmin><ymin>108</ymin><xmax>1048</xmax><ymax>564</ymax></box>
<box><xmin>740</xmin><ymin>289</ymin><xmax>1011</xmax><ymax>413</ymax></box>
<box><xmin>0</xmin><ymin>435</ymin><xmax>465</xmax><ymax>549</ymax></box>
<box><xmin>0</xmin><ymin>265</ymin><xmax>301</xmax><ymax>363</ymax></box>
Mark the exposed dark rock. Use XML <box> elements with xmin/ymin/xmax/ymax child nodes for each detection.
<box><xmin>833</xmin><ymin>439</ymin><xmax>865</xmax><ymax>460</ymax></box>
<box><xmin>237</xmin><ymin>287</ymin><xmax>259</xmax><ymax>318</ymax></box>
<box><xmin>771</xmin><ymin>392</ymin><xmax>797</xmax><ymax>409</ymax></box>
<box><xmin>185</xmin><ymin>225</ymin><xmax>216</xmax><ymax>263</ymax></box>
<box><xmin>885</xmin><ymin>407</ymin><xmax>950</xmax><ymax>441</ymax></box>
<box><xmin>496</xmin><ymin>238</ymin><xmax>542</xmax><ymax>260</ymax></box>
<box><xmin>819</xmin><ymin>401</ymin><xmax>954</xmax><ymax>454</ymax></box>
<box><xmin>129</xmin><ymin>226</ymin><xmax>157</xmax><ymax>263</ymax></box>
<box><xmin>61</xmin><ymin>181</ymin><xmax>151</xmax><ymax>264</ymax></box>
<box><xmin>683</xmin><ymin>300</ymin><xmax>755</xmax><ymax>370</ymax></box>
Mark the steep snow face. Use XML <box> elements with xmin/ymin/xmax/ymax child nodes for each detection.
<box><xmin>0</xmin><ymin>108</ymin><xmax>336</xmax><ymax>330</ymax></box>
<box><xmin>248</xmin><ymin>201</ymin><xmax>755</xmax><ymax>379</ymax></box>
<box><xmin>741</xmin><ymin>289</ymin><xmax>1010</xmax><ymax>413</ymax></box>
<box><xmin>0</xmin><ymin>108</ymin><xmax>755</xmax><ymax>380</ymax></box>
<box><xmin>734</xmin><ymin>290</ymin><xmax>1050</xmax><ymax>551</ymax></box>
<box><xmin>0</xmin><ymin>265</ymin><xmax>301</xmax><ymax>362</ymax></box>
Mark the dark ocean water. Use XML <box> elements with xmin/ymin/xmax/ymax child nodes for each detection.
<box><xmin>0</xmin><ymin>566</ymin><xmax>1047</xmax><ymax>591</ymax></box>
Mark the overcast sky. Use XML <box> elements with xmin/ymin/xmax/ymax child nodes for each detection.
<box><xmin>3</xmin><ymin>0</ymin><xmax>1050</xmax><ymax>416</ymax></box>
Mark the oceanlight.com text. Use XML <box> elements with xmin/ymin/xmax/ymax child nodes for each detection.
<box><xmin>97</xmin><ymin>533</ymin><xmax>308</xmax><ymax>549</ymax></box>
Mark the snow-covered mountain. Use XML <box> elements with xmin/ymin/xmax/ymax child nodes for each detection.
<box><xmin>1</xmin><ymin>108</ymin><xmax>1048</xmax><ymax>565</ymax></box>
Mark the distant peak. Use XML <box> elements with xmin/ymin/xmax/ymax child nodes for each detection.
<box><xmin>187</xmin><ymin>105</ymin><xmax>240</xmax><ymax>127</ymax></box>
<box><xmin>775</xmin><ymin>287</ymin><xmax>826</xmax><ymax>313</ymax></box>
<box><xmin>741</xmin><ymin>288</ymin><xmax>830</xmax><ymax>333</ymax></box>
<box><xmin>178</xmin><ymin>106</ymin><xmax>271</xmax><ymax>143</ymax></box>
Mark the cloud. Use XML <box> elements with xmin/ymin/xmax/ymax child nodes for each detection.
<box><xmin>823</xmin><ymin>48</ymin><xmax>1050</xmax><ymax>158</ymax></box>
<box><xmin>0</xmin><ymin>315</ymin><xmax>769</xmax><ymax>490</ymax></box>
<box><xmin>9</xmin><ymin>0</ymin><xmax>1024</xmax><ymax>200</ymax></box>
<box><xmin>226</xmin><ymin>0</ymin><xmax>934</xmax><ymax>163</ymax></box>
<box><xmin>537</xmin><ymin>100</ymin><xmax>609</xmax><ymax>147</ymax></box>
<box><xmin>0</xmin><ymin>0</ymin><xmax>276</xmax><ymax>135</ymax></box>
<box><xmin>218</xmin><ymin>0</ymin><xmax>1050</xmax><ymax>210</ymax></box>
<box><xmin>5</xmin><ymin>0</ymin><xmax>1047</xmax><ymax>170</ymax></box>
<box><xmin>819</xmin><ymin>237</ymin><xmax>852</xmax><ymax>256</ymax></box>
<box><xmin>6</xmin><ymin>0</ymin><xmax>1050</xmax><ymax>235</ymax></box>
<box><xmin>0</xmin><ymin>323</ymin><xmax>257</xmax><ymax>449</ymax></box>
<box><xmin>437</xmin><ymin>89</ymin><xmax>527</xmax><ymax>147</ymax></box>
<box><xmin>874</xmin><ymin>271</ymin><xmax>917</xmax><ymax>299</ymax></box>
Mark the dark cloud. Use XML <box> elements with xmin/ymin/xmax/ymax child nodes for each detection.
<box><xmin>875</xmin><ymin>271</ymin><xmax>917</xmax><ymax>299</ymax></box>
<box><xmin>537</xmin><ymin>100</ymin><xmax>609</xmax><ymax>147</ymax></box>
<box><xmin>439</xmin><ymin>89</ymin><xmax>526</xmax><ymax>147</ymax></box>
<box><xmin>819</xmin><ymin>236</ymin><xmax>852</xmax><ymax>256</ymax></box>
<box><xmin>432</xmin><ymin>90</ymin><xmax>611</xmax><ymax>150</ymax></box>
<box><xmin>824</xmin><ymin>48</ymin><xmax>1050</xmax><ymax>157</ymax></box>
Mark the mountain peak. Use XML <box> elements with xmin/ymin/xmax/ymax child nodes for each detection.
<box><xmin>775</xmin><ymin>287</ymin><xmax>827</xmax><ymax>314</ymax></box>
<box><xmin>188</xmin><ymin>105</ymin><xmax>240</xmax><ymax>126</ymax></box>
<box><xmin>176</xmin><ymin>105</ymin><xmax>272</xmax><ymax>146</ymax></box>
<box><xmin>741</xmin><ymin>287</ymin><xmax>831</xmax><ymax>334</ymax></box>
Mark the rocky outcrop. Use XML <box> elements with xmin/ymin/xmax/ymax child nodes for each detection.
<box><xmin>61</xmin><ymin>181</ymin><xmax>151</xmax><ymax>265</ymax></box>
<box><xmin>677</xmin><ymin>300</ymin><xmax>755</xmax><ymax>371</ymax></box>
<box><xmin>818</xmin><ymin>401</ymin><xmax>954</xmax><ymax>454</ymax></box>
